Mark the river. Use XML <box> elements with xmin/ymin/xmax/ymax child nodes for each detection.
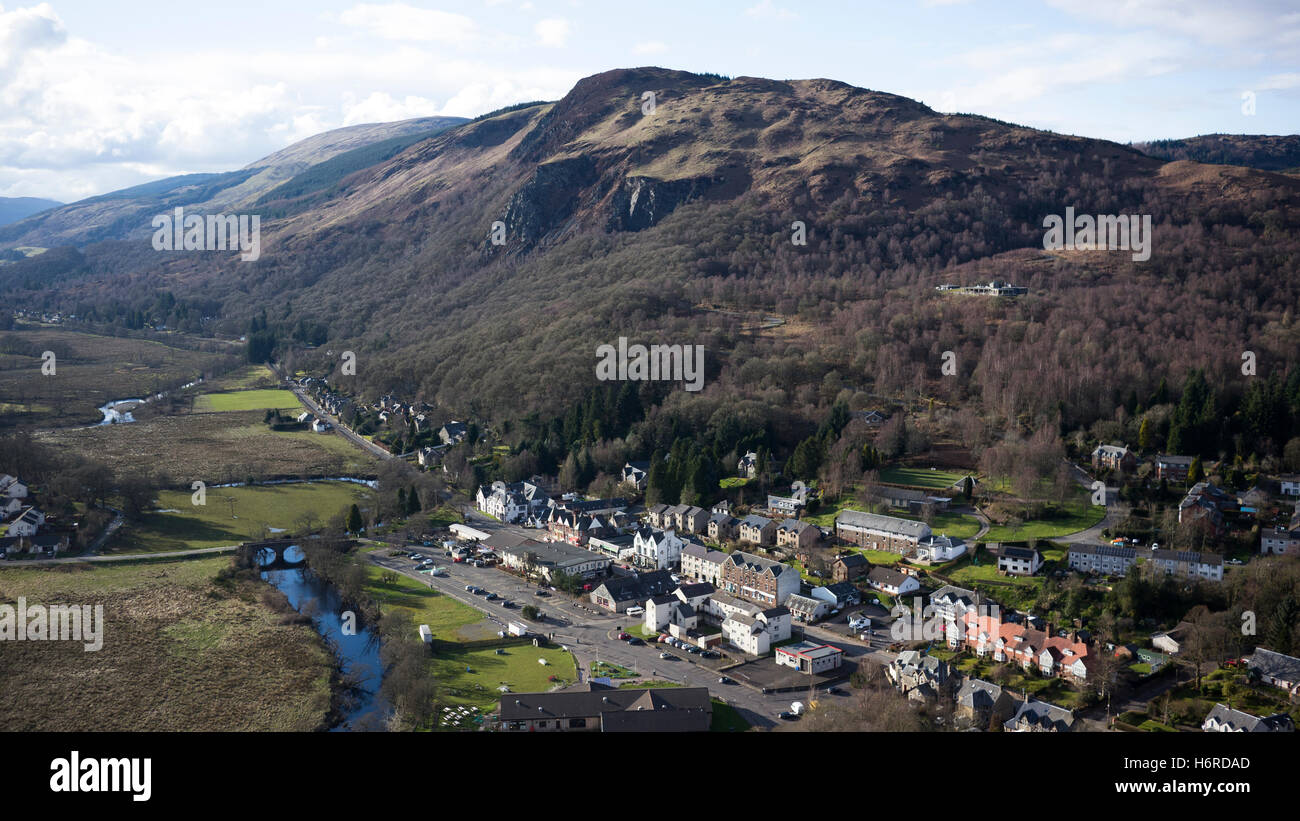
<box><xmin>259</xmin><ymin>545</ymin><xmax>389</xmax><ymax>731</ymax></box>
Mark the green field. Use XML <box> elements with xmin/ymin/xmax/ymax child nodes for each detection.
<box><xmin>879</xmin><ymin>466</ymin><xmax>970</xmax><ymax>490</ymax></box>
<box><xmin>433</xmin><ymin>645</ymin><xmax>578</xmax><ymax>713</ymax></box>
<box><xmin>981</xmin><ymin>495</ymin><xmax>1105</xmax><ymax>541</ymax></box>
<box><xmin>193</xmin><ymin>388</ymin><xmax>301</xmax><ymax>413</ymax></box>
<box><xmin>720</xmin><ymin>477</ymin><xmax>751</xmax><ymax>489</ymax></box>
<box><xmin>200</xmin><ymin>364</ymin><xmax>279</xmax><ymax>392</ymax></box>
<box><xmin>108</xmin><ymin>481</ymin><xmax>374</xmax><ymax>553</ymax></box>
<box><xmin>363</xmin><ymin>565</ymin><xmax>486</xmax><ymax>640</ymax></box>
<box><xmin>0</xmin><ymin>556</ymin><xmax>332</xmax><ymax>731</ymax></box>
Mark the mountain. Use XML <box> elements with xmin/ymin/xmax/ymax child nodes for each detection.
<box><xmin>1133</xmin><ymin>134</ymin><xmax>1300</xmax><ymax>173</ymax></box>
<box><xmin>0</xmin><ymin>116</ymin><xmax>467</xmax><ymax>249</ymax></box>
<box><xmin>0</xmin><ymin>197</ymin><xmax>62</xmax><ymax>226</ymax></box>
<box><xmin>7</xmin><ymin>68</ymin><xmax>1300</xmax><ymax>442</ymax></box>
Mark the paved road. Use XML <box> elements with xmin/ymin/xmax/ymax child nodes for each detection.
<box><xmin>3</xmin><ymin>544</ymin><xmax>239</xmax><ymax>566</ymax></box>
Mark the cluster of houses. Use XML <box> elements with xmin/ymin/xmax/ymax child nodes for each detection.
<box><xmin>0</xmin><ymin>474</ymin><xmax>70</xmax><ymax>557</ymax></box>
<box><xmin>297</xmin><ymin>377</ymin><xmax>472</xmax><ymax>458</ymax></box>
<box><xmin>1067</xmin><ymin>542</ymin><xmax>1225</xmax><ymax>582</ymax></box>
<box><xmin>292</xmin><ymin>410</ymin><xmax>334</xmax><ymax>433</ymax></box>
<box><xmin>886</xmin><ymin>649</ymin><xmax>1077</xmax><ymax>730</ymax></box>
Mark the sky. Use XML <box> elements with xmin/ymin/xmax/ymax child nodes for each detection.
<box><xmin>1</xmin><ymin>0</ymin><xmax>1297</xmax><ymax>202</ymax></box>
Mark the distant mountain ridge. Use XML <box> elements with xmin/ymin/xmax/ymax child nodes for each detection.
<box><xmin>1133</xmin><ymin>134</ymin><xmax>1300</xmax><ymax>172</ymax></box>
<box><xmin>0</xmin><ymin>115</ymin><xmax>467</xmax><ymax>248</ymax></box>
<box><xmin>0</xmin><ymin>197</ymin><xmax>62</xmax><ymax>226</ymax></box>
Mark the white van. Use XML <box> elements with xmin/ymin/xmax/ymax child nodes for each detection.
<box><xmin>625</xmin><ymin>605</ymin><xmax>645</xmax><ymax>617</ymax></box>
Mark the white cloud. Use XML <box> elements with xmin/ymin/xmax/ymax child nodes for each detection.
<box><xmin>337</xmin><ymin>3</ymin><xmax>478</xmax><ymax>44</ymax></box>
<box><xmin>342</xmin><ymin>91</ymin><xmax>443</xmax><ymax>126</ymax></box>
<box><xmin>632</xmin><ymin>40</ymin><xmax>668</xmax><ymax>55</ymax></box>
<box><xmin>534</xmin><ymin>18</ymin><xmax>570</xmax><ymax>48</ymax></box>
<box><xmin>745</xmin><ymin>1</ymin><xmax>798</xmax><ymax>21</ymax></box>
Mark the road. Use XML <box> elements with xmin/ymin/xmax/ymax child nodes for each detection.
<box><xmin>287</xmin><ymin>382</ymin><xmax>394</xmax><ymax>461</ymax></box>
<box><xmin>3</xmin><ymin>544</ymin><xmax>239</xmax><ymax>567</ymax></box>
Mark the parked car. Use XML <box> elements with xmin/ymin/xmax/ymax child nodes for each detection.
<box><xmin>718</xmin><ymin>676</ymin><xmax>733</xmax><ymax>685</ymax></box>
<box><xmin>617</xmin><ymin>632</ymin><xmax>632</xmax><ymax>640</ymax></box>
<box><xmin>778</xmin><ymin>711</ymin><xmax>798</xmax><ymax>721</ymax></box>
<box><xmin>534</xmin><ymin>589</ymin><xmax>549</xmax><ymax>597</ymax></box>
<box><xmin>627</xmin><ymin>638</ymin><xmax>644</xmax><ymax>646</ymax></box>
<box><xmin>501</xmin><ymin>601</ymin><xmax>516</xmax><ymax>608</ymax></box>
<box><xmin>464</xmin><ymin>585</ymin><xmax>474</xmax><ymax>592</ymax></box>
<box><xmin>660</xmin><ymin>652</ymin><xmax>672</xmax><ymax>659</ymax></box>
<box><xmin>701</xmin><ymin>650</ymin><xmax>720</xmax><ymax>659</ymax></box>
<box><xmin>485</xmin><ymin>593</ymin><xmax>498</xmax><ymax>600</ymax></box>
<box><xmin>826</xmin><ymin>686</ymin><xmax>846</xmax><ymax>695</ymax></box>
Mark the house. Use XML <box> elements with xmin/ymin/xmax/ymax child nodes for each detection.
<box><xmin>1154</xmin><ymin>454</ymin><xmax>1195</xmax><ymax>482</ymax></box>
<box><xmin>417</xmin><ymin>445</ymin><xmax>446</xmax><ymax>468</ymax></box>
<box><xmin>588</xmin><ymin>569</ymin><xmax>677</xmax><ymax>613</ymax></box>
<box><xmin>554</xmin><ymin>497</ymin><xmax>628</xmax><ymax>517</ymax></box>
<box><xmin>680</xmin><ymin>542</ymin><xmax>727</xmax><ymax>586</ymax></box>
<box><xmin>0</xmin><ymin>474</ymin><xmax>29</xmax><ymax>499</ymax></box>
<box><xmin>1092</xmin><ymin>444</ymin><xmax>1137</xmax><ymax>473</ymax></box>
<box><xmin>834</xmin><ymin>510</ymin><xmax>931</xmax><ymax>555</ymax></box>
<box><xmin>7</xmin><ymin>506</ymin><xmax>44</xmax><ymax>537</ymax></box>
<box><xmin>498</xmin><ymin>539</ymin><xmax>611</xmax><ymax>582</ymax></box>
<box><xmin>1261</xmin><ymin>526</ymin><xmax>1300</xmax><ymax>556</ymax></box>
<box><xmin>632</xmin><ymin>528</ymin><xmax>686</xmax><ymax>570</ymax></box>
<box><xmin>1178</xmin><ymin>482</ymin><xmax>1236</xmax><ymax>533</ymax></box>
<box><xmin>993</xmin><ymin>545</ymin><xmax>1042</xmax><ymax>576</ymax></box>
<box><xmin>914</xmin><ymin>534</ymin><xmax>967</xmax><ymax>564</ymax></box>
<box><xmin>706</xmin><ymin>511</ymin><xmax>741</xmax><ymax>543</ymax></box>
<box><xmin>718</xmin><ymin>550</ymin><xmax>801</xmax><ymax>607</ymax></box>
<box><xmin>785</xmin><ymin>593</ymin><xmax>831</xmax><ymax>624</ymax></box>
<box><xmin>866</xmin><ymin>566</ymin><xmax>920</xmax><ymax>597</ymax></box>
<box><xmin>1007</xmin><ymin>699</ymin><xmax>1076</xmax><ymax>732</ymax></box>
<box><xmin>311</xmin><ymin>419</ymin><xmax>332</xmax><ymax>433</ymax></box>
<box><xmin>621</xmin><ymin>461</ymin><xmax>649</xmax><ymax>490</ymax></box>
<box><xmin>295</xmin><ymin>411</ymin><xmax>315</xmax><ymax>424</ymax></box>
<box><xmin>810</xmin><ymin>581</ymin><xmax>861</xmax><ymax>609</ymax></box>
<box><xmin>646</xmin><ymin>503</ymin><xmax>672</xmax><ymax>529</ymax></box>
<box><xmin>776</xmin><ymin>641</ymin><xmax>843</xmax><ymax>674</ymax></box>
<box><xmin>766</xmin><ymin>494</ymin><xmax>805</xmax><ymax>517</ymax></box>
<box><xmin>955</xmin><ymin>679</ymin><xmax>1016</xmax><ymax>727</ymax></box>
<box><xmin>738</xmin><ymin>451</ymin><xmax>759</xmax><ymax>479</ymax></box>
<box><xmin>476</xmin><ymin>480</ymin><xmax>551</xmax><ymax>523</ymax></box>
<box><xmin>671</xmin><ymin>504</ymin><xmax>709</xmax><ymax>535</ymax></box>
<box><xmin>875</xmin><ymin>486</ymin><xmax>950</xmax><ymax>514</ymax></box>
<box><xmin>852</xmin><ymin>409</ymin><xmax>888</xmax><ymax>426</ymax></box>
<box><xmin>721</xmin><ymin>604</ymin><xmax>791</xmax><ymax>656</ymax></box>
<box><xmin>546</xmin><ymin>508</ymin><xmax>612</xmax><ymax>547</ymax></box>
<box><xmin>775</xmin><ymin>519</ymin><xmax>818</xmax><ymax>551</ymax></box>
<box><xmin>887</xmin><ymin>651</ymin><xmax>952</xmax><ymax>701</ymax></box>
<box><xmin>1201</xmin><ymin>703</ymin><xmax>1294</xmax><ymax>733</ymax></box>
<box><xmin>1247</xmin><ymin>648</ymin><xmax>1300</xmax><ymax>696</ymax></box>
<box><xmin>737</xmin><ymin>514</ymin><xmax>777</xmax><ymax>547</ymax></box>
<box><xmin>711</xmin><ymin>500</ymin><xmax>731</xmax><ymax>515</ymax></box>
<box><xmin>1279</xmin><ymin>474</ymin><xmax>1300</xmax><ymax>497</ymax></box>
<box><xmin>1148</xmin><ymin>549</ymin><xmax>1224</xmax><ymax>582</ymax></box>
<box><xmin>1068</xmin><ymin>543</ymin><xmax>1138</xmax><ymax>576</ymax></box>
<box><xmin>497</xmin><ymin>681</ymin><xmax>712</xmax><ymax>733</ymax></box>
<box><xmin>831</xmin><ymin>552</ymin><xmax>870</xmax><ymax>582</ymax></box>
<box><xmin>438</xmin><ymin>421</ymin><xmax>470</xmax><ymax>445</ymax></box>
<box><xmin>1151</xmin><ymin>622</ymin><xmax>1193</xmax><ymax>655</ymax></box>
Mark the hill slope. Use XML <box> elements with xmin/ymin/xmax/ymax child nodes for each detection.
<box><xmin>7</xmin><ymin>68</ymin><xmax>1300</xmax><ymax>440</ymax></box>
<box><xmin>0</xmin><ymin>116</ymin><xmax>467</xmax><ymax>249</ymax></box>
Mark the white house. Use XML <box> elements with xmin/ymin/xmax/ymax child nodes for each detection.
<box><xmin>776</xmin><ymin>641</ymin><xmax>843</xmax><ymax>674</ymax></box>
<box><xmin>1202</xmin><ymin>703</ymin><xmax>1294</xmax><ymax>732</ymax></box>
<box><xmin>866</xmin><ymin>566</ymin><xmax>920</xmax><ymax>597</ymax></box>
<box><xmin>914</xmin><ymin>534</ymin><xmax>966</xmax><ymax>564</ymax></box>
<box><xmin>996</xmin><ymin>546</ymin><xmax>1042</xmax><ymax>576</ymax></box>
<box><xmin>721</xmin><ymin>605</ymin><xmax>791</xmax><ymax>656</ymax></box>
<box><xmin>0</xmin><ymin>474</ymin><xmax>28</xmax><ymax>499</ymax></box>
<box><xmin>7</xmin><ymin>506</ymin><xmax>44</xmax><ymax>537</ymax></box>
<box><xmin>1279</xmin><ymin>475</ymin><xmax>1300</xmax><ymax>497</ymax></box>
<box><xmin>633</xmin><ymin>528</ymin><xmax>686</xmax><ymax>570</ymax></box>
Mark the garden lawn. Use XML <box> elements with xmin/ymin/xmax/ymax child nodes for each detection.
<box><xmin>879</xmin><ymin>466</ymin><xmax>970</xmax><ymax>490</ymax></box>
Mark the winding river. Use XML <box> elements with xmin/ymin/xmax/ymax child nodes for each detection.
<box><xmin>258</xmin><ymin>545</ymin><xmax>389</xmax><ymax>731</ymax></box>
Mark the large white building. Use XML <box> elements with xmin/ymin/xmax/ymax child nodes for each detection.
<box><xmin>632</xmin><ymin>528</ymin><xmax>686</xmax><ymax>570</ymax></box>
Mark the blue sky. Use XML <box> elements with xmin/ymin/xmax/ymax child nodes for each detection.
<box><xmin>2</xmin><ymin>0</ymin><xmax>1297</xmax><ymax>202</ymax></box>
